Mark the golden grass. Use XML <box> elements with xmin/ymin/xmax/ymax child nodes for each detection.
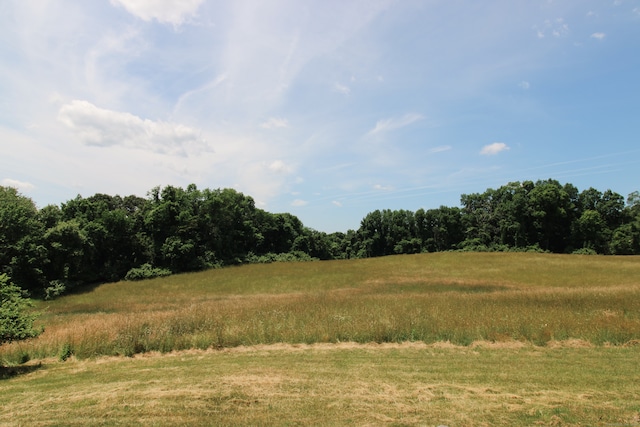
<box><xmin>2</xmin><ymin>252</ymin><xmax>640</xmax><ymax>363</ymax></box>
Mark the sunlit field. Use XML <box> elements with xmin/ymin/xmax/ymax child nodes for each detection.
<box><xmin>2</xmin><ymin>252</ymin><xmax>640</xmax><ymax>425</ymax></box>
<box><xmin>2</xmin><ymin>252</ymin><xmax>640</xmax><ymax>362</ymax></box>
<box><xmin>2</xmin><ymin>344</ymin><xmax>639</xmax><ymax>426</ymax></box>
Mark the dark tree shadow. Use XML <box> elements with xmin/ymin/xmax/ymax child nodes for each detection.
<box><xmin>0</xmin><ymin>363</ymin><xmax>43</xmax><ymax>380</ymax></box>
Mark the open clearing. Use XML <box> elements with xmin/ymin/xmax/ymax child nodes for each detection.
<box><xmin>1</xmin><ymin>252</ymin><xmax>640</xmax><ymax>425</ymax></box>
<box><xmin>2</xmin><ymin>343</ymin><xmax>640</xmax><ymax>426</ymax></box>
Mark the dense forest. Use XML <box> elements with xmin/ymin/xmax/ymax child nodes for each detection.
<box><xmin>1</xmin><ymin>179</ymin><xmax>639</xmax><ymax>298</ymax></box>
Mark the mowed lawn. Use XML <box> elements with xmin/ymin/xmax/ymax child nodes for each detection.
<box><xmin>1</xmin><ymin>252</ymin><xmax>640</xmax><ymax>425</ymax></box>
<box><xmin>1</xmin><ymin>344</ymin><xmax>639</xmax><ymax>426</ymax></box>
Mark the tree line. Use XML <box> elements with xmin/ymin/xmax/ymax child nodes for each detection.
<box><xmin>1</xmin><ymin>179</ymin><xmax>639</xmax><ymax>298</ymax></box>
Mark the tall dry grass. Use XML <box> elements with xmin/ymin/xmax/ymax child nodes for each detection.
<box><xmin>2</xmin><ymin>252</ymin><xmax>640</xmax><ymax>363</ymax></box>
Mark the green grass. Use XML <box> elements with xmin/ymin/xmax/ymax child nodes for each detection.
<box><xmin>1</xmin><ymin>252</ymin><xmax>640</xmax><ymax>425</ymax></box>
<box><xmin>1</xmin><ymin>344</ymin><xmax>639</xmax><ymax>426</ymax></box>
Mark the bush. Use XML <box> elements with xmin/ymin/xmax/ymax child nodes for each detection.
<box><xmin>244</xmin><ymin>251</ymin><xmax>318</xmax><ymax>264</ymax></box>
<box><xmin>572</xmin><ymin>247</ymin><xmax>598</xmax><ymax>255</ymax></box>
<box><xmin>44</xmin><ymin>280</ymin><xmax>67</xmax><ymax>300</ymax></box>
<box><xmin>125</xmin><ymin>264</ymin><xmax>172</xmax><ymax>281</ymax></box>
<box><xmin>0</xmin><ymin>274</ymin><xmax>41</xmax><ymax>345</ymax></box>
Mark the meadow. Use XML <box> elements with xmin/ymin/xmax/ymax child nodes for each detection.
<box><xmin>1</xmin><ymin>252</ymin><xmax>640</xmax><ymax>425</ymax></box>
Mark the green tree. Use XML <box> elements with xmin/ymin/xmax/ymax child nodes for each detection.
<box><xmin>59</xmin><ymin>194</ymin><xmax>149</xmax><ymax>282</ymax></box>
<box><xmin>575</xmin><ymin>210</ymin><xmax>607</xmax><ymax>253</ymax></box>
<box><xmin>0</xmin><ymin>274</ymin><xmax>40</xmax><ymax>345</ymax></box>
<box><xmin>416</xmin><ymin>206</ymin><xmax>463</xmax><ymax>252</ymax></box>
<box><xmin>42</xmin><ymin>220</ymin><xmax>90</xmax><ymax>284</ymax></box>
<box><xmin>526</xmin><ymin>179</ymin><xmax>572</xmax><ymax>252</ymax></box>
<box><xmin>460</xmin><ymin>191</ymin><xmax>496</xmax><ymax>250</ymax></box>
<box><xmin>0</xmin><ymin>186</ymin><xmax>47</xmax><ymax>293</ymax></box>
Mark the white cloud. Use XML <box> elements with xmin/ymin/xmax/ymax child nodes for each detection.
<box><xmin>480</xmin><ymin>142</ymin><xmax>510</xmax><ymax>155</ymax></box>
<box><xmin>334</xmin><ymin>82</ymin><xmax>351</xmax><ymax>95</ymax></box>
<box><xmin>519</xmin><ymin>81</ymin><xmax>531</xmax><ymax>89</ymax></box>
<box><xmin>110</xmin><ymin>0</ymin><xmax>204</xmax><ymax>26</ymax></box>
<box><xmin>367</xmin><ymin>113</ymin><xmax>424</xmax><ymax>136</ymax></box>
<box><xmin>268</xmin><ymin>160</ymin><xmax>294</xmax><ymax>174</ymax></box>
<box><xmin>58</xmin><ymin>100</ymin><xmax>209</xmax><ymax>156</ymax></box>
<box><xmin>534</xmin><ymin>18</ymin><xmax>569</xmax><ymax>39</ymax></box>
<box><xmin>261</xmin><ymin>118</ymin><xmax>289</xmax><ymax>129</ymax></box>
<box><xmin>552</xmin><ymin>19</ymin><xmax>569</xmax><ymax>38</ymax></box>
<box><xmin>430</xmin><ymin>145</ymin><xmax>452</xmax><ymax>153</ymax></box>
<box><xmin>373</xmin><ymin>184</ymin><xmax>394</xmax><ymax>191</ymax></box>
<box><xmin>1</xmin><ymin>178</ymin><xmax>35</xmax><ymax>193</ymax></box>
<box><xmin>332</xmin><ymin>200</ymin><xmax>343</xmax><ymax>207</ymax></box>
<box><xmin>291</xmin><ymin>199</ymin><xmax>308</xmax><ymax>207</ymax></box>
<box><xmin>591</xmin><ymin>32</ymin><xmax>606</xmax><ymax>40</ymax></box>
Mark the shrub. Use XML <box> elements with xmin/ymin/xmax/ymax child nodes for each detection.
<box><xmin>44</xmin><ymin>280</ymin><xmax>67</xmax><ymax>300</ymax></box>
<box><xmin>0</xmin><ymin>274</ymin><xmax>41</xmax><ymax>345</ymax></box>
<box><xmin>244</xmin><ymin>251</ymin><xmax>318</xmax><ymax>264</ymax></box>
<box><xmin>58</xmin><ymin>343</ymin><xmax>73</xmax><ymax>362</ymax></box>
<box><xmin>572</xmin><ymin>247</ymin><xmax>598</xmax><ymax>255</ymax></box>
<box><xmin>125</xmin><ymin>264</ymin><xmax>172</xmax><ymax>281</ymax></box>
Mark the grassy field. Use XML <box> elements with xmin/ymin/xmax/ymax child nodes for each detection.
<box><xmin>1</xmin><ymin>344</ymin><xmax>640</xmax><ymax>426</ymax></box>
<box><xmin>1</xmin><ymin>252</ymin><xmax>640</xmax><ymax>425</ymax></box>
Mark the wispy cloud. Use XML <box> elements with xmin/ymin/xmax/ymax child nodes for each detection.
<box><xmin>58</xmin><ymin>100</ymin><xmax>209</xmax><ymax>156</ymax></box>
<box><xmin>268</xmin><ymin>160</ymin><xmax>294</xmax><ymax>174</ymax></box>
<box><xmin>367</xmin><ymin>113</ymin><xmax>424</xmax><ymax>136</ymax></box>
<box><xmin>519</xmin><ymin>81</ymin><xmax>531</xmax><ymax>89</ymax></box>
<box><xmin>373</xmin><ymin>184</ymin><xmax>394</xmax><ymax>191</ymax></box>
<box><xmin>334</xmin><ymin>82</ymin><xmax>351</xmax><ymax>95</ymax></box>
<box><xmin>534</xmin><ymin>18</ymin><xmax>569</xmax><ymax>38</ymax></box>
<box><xmin>591</xmin><ymin>32</ymin><xmax>606</xmax><ymax>40</ymax></box>
<box><xmin>110</xmin><ymin>0</ymin><xmax>204</xmax><ymax>26</ymax></box>
<box><xmin>1</xmin><ymin>178</ymin><xmax>35</xmax><ymax>192</ymax></box>
<box><xmin>480</xmin><ymin>142</ymin><xmax>510</xmax><ymax>156</ymax></box>
<box><xmin>430</xmin><ymin>145</ymin><xmax>452</xmax><ymax>153</ymax></box>
<box><xmin>291</xmin><ymin>199</ymin><xmax>308</xmax><ymax>207</ymax></box>
<box><xmin>261</xmin><ymin>117</ymin><xmax>289</xmax><ymax>129</ymax></box>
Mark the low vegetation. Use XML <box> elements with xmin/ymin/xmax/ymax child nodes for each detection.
<box><xmin>0</xmin><ymin>344</ymin><xmax>639</xmax><ymax>426</ymax></box>
<box><xmin>1</xmin><ymin>252</ymin><xmax>639</xmax><ymax>425</ymax></box>
<box><xmin>2</xmin><ymin>252</ymin><xmax>639</xmax><ymax>363</ymax></box>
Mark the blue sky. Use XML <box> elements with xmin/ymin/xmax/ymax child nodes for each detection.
<box><xmin>1</xmin><ymin>0</ymin><xmax>639</xmax><ymax>232</ymax></box>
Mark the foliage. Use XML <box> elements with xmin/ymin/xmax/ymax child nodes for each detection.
<box><xmin>244</xmin><ymin>251</ymin><xmax>317</xmax><ymax>264</ymax></box>
<box><xmin>0</xmin><ymin>274</ymin><xmax>41</xmax><ymax>345</ymax></box>
<box><xmin>124</xmin><ymin>264</ymin><xmax>172</xmax><ymax>281</ymax></box>
<box><xmin>0</xmin><ymin>187</ymin><xmax>47</xmax><ymax>293</ymax></box>
<box><xmin>43</xmin><ymin>280</ymin><xmax>67</xmax><ymax>301</ymax></box>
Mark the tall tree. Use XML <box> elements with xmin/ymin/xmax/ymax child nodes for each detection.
<box><xmin>526</xmin><ymin>179</ymin><xmax>572</xmax><ymax>252</ymax></box>
<box><xmin>0</xmin><ymin>187</ymin><xmax>47</xmax><ymax>293</ymax></box>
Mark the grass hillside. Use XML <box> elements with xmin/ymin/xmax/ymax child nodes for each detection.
<box><xmin>1</xmin><ymin>252</ymin><xmax>640</xmax><ymax>426</ymax></box>
<box><xmin>2</xmin><ymin>252</ymin><xmax>639</xmax><ymax>363</ymax></box>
